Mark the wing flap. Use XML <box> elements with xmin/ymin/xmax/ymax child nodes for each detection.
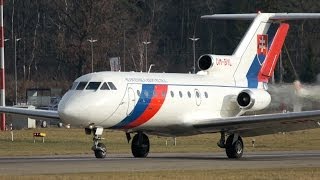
<box><xmin>193</xmin><ymin>110</ymin><xmax>320</xmax><ymax>137</ymax></box>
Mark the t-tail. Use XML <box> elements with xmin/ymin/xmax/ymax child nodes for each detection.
<box><xmin>199</xmin><ymin>12</ymin><xmax>320</xmax><ymax>88</ymax></box>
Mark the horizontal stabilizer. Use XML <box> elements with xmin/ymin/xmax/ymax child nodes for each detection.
<box><xmin>201</xmin><ymin>13</ymin><xmax>320</xmax><ymax>21</ymax></box>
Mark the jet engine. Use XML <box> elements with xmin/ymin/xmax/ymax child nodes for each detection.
<box><xmin>198</xmin><ymin>54</ymin><xmax>214</xmax><ymax>71</ymax></box>
<box><xmin>236</xmin><ymin>89</ymin><xmax>271</xmax><ymax>111</ymax></box>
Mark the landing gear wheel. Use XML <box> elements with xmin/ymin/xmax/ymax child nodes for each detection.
<box><xmin>93</xmin><ymin>143</ymin><xmax>107</xmax><ymax>158</ymax></box>
<box><xmin>131</xmin><ymin>133</ymin><xmax>150</xmax><ymax>158</ymax></box>
<box><xmin>225</xmin><ymin>134</ymin><xmax>243</xmax><ymax>159</ymax></box>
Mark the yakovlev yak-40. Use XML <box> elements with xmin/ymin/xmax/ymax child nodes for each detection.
<box><xmin>1</xmin><ymin>13</ymin><xmax>320</xmax><ymax>159</ymax></box>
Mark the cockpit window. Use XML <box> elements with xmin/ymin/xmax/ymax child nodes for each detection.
<box><xmin>108</xmin><ymin>82</ymin><xmax>117</xmax><ymax>90</ymax></box>
<box><xmin>70</xmin><ymin>82</ymin><xmax>78</xmax><ymax>90</ymax></box>
<box><xmin>100</xmin><ymin>82</ymin><xmax>110</xmax><ymax>90</ymax></box>
<box><xmin>76</xmin><ymin>82</ymin><xmax>88</xmax><ymax>90</ymax></box>
<box><xmin>86</xmin><ymin>82</ymin><xmax>101</xmax><ymax>90</ymax></box>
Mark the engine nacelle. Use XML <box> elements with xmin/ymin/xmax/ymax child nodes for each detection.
<box><xmin>236</xmin><ymin>89</ymin><xmax>271</xmax><ymax>111</ymax></box>
<box><xmin>198</xmin><ymin>54</ymin><xmax>214</xmax><ymax>71</ymax></box>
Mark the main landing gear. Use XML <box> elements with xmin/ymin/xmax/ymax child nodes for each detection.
<box><xmin>217</xmin><ymin>132</ymin><xmax>244</xmax><ymax>159</ymax></box>
<box><xmin>85</xmin><ymin>126</ymin><xmax>107</xmax><ymax>158</ymax></box>
<box><xmin>131</xmin><ymin>132</ymin><xmax>150</xmax><ymax>158</ymax></box>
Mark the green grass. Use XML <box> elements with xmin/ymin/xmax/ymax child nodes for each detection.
<box><xmin>0</xmin><ymin>168</ymin><xmax>319</xmax><ymax>180</ymax></box>
<box><xmin>0</xmin><ymin>128</ymin><xmax>320</xmax><ymax>156</ymax></box>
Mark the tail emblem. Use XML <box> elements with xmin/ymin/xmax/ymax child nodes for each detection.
<box><xmin>257</xmin><ymin>34</ymin><xmax>268</xmax><ymax>55</ymax></box>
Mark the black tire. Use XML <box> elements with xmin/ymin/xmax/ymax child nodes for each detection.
<box><xmin>131</xmin><ymin>133</ymin><xmax>150</xmax><ymax>158</ymax></box>
<box><xmin>225</xmin><ymin>134</ymin><xmax>243</xmax><ymax>159</ymax></box>
<box><xmin>94</xmin><ymin>143</ymin><xmax>107</xmax><ymax>158</ymax></box>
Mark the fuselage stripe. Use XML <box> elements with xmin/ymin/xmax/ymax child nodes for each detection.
<box><xmin>111</xmin><ymin>84</ymin><xmax>168</xmax><ymax>129</ymax></box>
<box><xmin>124</xmin><ymin>84</ymin><xmax>168</xmax><ymax>128</ymax></box>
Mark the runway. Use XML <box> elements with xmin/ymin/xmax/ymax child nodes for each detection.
<box><xmin>0</xmin><ymin>151</ymin><xmax>320</xmax><ymax>175</ymax></box>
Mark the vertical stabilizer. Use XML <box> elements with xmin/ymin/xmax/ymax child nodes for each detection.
<box><xmin>201</xmin><ymin>13</ymin><xmax>320</xmax><ymax>88</ymax></box>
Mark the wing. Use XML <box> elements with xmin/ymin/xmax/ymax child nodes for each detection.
<box><xmin>0</xmin><ymin>106</ymin><xmax>59</xmax><ymax>119</ymax></box>
<box><xmin>193</xmin><ymin>110</ymin><xmax>320</xmax><ymax>137</ymax></box>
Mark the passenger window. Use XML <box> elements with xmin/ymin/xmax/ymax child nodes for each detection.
<box><xmin>170</xmin><ymin>91</ymin><xmax>174</xmax><ymax>98</ymax></box>
<box><xmin>70</xmin><ymin>82</ymin><xmax>78</xmax><ymax>90</ymax></box>
<box><xmin>144</xmin><ymin>91</ymin><xmax>149</xmax><ymax>98</ymax></box>
<box><xmin>204</xmin><ymin>92</ymin><xmax>208</xmax><ymax>98</ymax></box>
<box><xmin>86</xmin><ymin>82</ymin><xmax>101</xmax><ymax>90</ymax></box>
<box><xmin>179</xmin><ymin>91</ymin><xmax>183</xmax><ymax>98</ymax></box>
<box><xmin>196</xmin><ymin>91</ymin><xmax>200</xmax><ymax>98</ymax></box>
<box><xmin>108</xmin><ymin>82</ymin><xmax>117</xmax><ymax>90</ymax></box>
<box><xmin>187</xmin><ymin>91</ymin><xmax>191</xmax><ymax>98</ymax></box>
<box><xmin>153</xmin><ymin>91</ymin><xmax>157</xmax><ymax>97</ymax></box>
<box><xmin>162</xmin><ymin>91</ymin><xmax>166</xmax><ymax>97</ymax></box>
<box><xmin>76</xmin><ymin>82</ymin><xmax>88</xmax><ymax>90</ymax></box>
<box><xmin>137</xmin><ymin>90</ymin><xmax>141</xmax><ymax>96</ymax></box>
<box><xmin>100</xmin><ymin>82</ymin><xmax>110</xmax><ymax>90</ymax></box>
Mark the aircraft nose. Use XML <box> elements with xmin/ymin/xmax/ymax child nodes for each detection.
<box><xmin>58</xmin><ymin>94</ymin><xmax>88</xmax><ymax>125</ymax></box>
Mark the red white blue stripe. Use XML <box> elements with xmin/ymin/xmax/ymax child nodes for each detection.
<box><xmin>112</xmin><ymin>84</ymin><xmax>168</xmax><ymax>129</ymax></box>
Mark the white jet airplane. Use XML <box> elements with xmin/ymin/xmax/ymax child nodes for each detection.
<box><xmin>1</xmin><ymin>12</ymin><xmax>320</xmax><ymax>159</ymax></box>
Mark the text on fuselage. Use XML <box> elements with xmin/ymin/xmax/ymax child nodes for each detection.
<box><xmin>216</xmin><ymin>58</ymin><xmax>232</xmax><ymax>66</ymax></box>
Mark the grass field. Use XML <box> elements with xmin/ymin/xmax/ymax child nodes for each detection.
<box><xmin>0</xmin><ymin>127</ymin><xmax>319</xmax><ymax>156</ymax></box>
<box><xmin>0</xmin><ymin>168</ymin><xmax>319</xmax><ymax>180</ymax></box>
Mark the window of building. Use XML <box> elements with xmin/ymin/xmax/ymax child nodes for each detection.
<box><xmin>100</xmin><ymin>82</ymin><xmax>110</xmax><ymax>90</ymax></box>
<box><xmin>86</xmin><ymin>82</ymin><xmax>101</xmax><ymax>90</ymax></box>
<box><xmin>76</xmin><ymin>82</ymin><xmax>88</xmax><ymax>90</ymax></box>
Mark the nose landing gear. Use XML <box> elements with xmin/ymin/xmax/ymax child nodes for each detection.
<box><xmin>85</xmin><ymin>126</ymin><xmax>107</xmax><ymax>159</ymax></box>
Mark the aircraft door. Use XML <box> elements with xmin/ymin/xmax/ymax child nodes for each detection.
<box><xmin>194</xmin><ymin>89</ymin><xmax>202</xmax><ymax>106</ymax></box>
<box><xmin>126</xmin><ymin>85</ymin><xmax>136</xmax><ymax>116</ymax></box>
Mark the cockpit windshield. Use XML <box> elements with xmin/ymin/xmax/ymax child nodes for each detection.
<box><xmin>76</xmin><ymin>82</ymin><xmax>88</xmax><ymax>90</ymax></box>
<box><xmin>100</xmin><ymin>82</ymin><xmax>110</xmax><ymax>90</ymax></box>
<box><xmin>70</xmin><ymin>82</ymin><xmax>78</xmax><ymax>90</ymax></box>
<box><xmin>108</xmin><ymin>82</ymin><xmax>117</xmax><ymax>90</ymax></box>
<box><xmin>86</xmin><ymin>82</ymin><xmax>101</xmax><ymax>90</ymax></box>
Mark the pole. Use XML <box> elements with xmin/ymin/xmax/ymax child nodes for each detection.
<box><xmin>123</xmin><ymin>30</ymin><xmax>126</xmax><ymax>72</ymax></box>
<box><xmin>145</xmin><ymin>44</ymin><xmax>148</xmax><ymax>72</ymax></box>
<box><xmin>90</xmin><ymin>39</ymin><xmax>93</xmax><ymax>72</ymax></box>
<box><xmin>14</xmin><ymin>36</ymin><xmax>20</xmax><ymax>105</ymax></box>
<box><xmin>14</xmin><ymin>36</ymin><xmax>17</xmax><ymax>104</ymax></box>
<box><xmin>142</xmin><ymin>41</ymin><xmax>151</xmax><ymax>72</ymax></box>
<box><xmin>0</xmin><ymin>0</ymin><xmax>6</xmax><ymax>131</ymax></box>
<box><xmin>189</xmin><ymin>36</ymin><xmax>199</xmax><ymax>74</ymax></box>
<box><xmin>193</xmin><ymin>40</ymin><xmax>195</xmax><ymax>73</ymax></box>
<box><xmin>87</xmin><ymin>38</ymin><xmax>97</xmax><ymax>73</ymax></box>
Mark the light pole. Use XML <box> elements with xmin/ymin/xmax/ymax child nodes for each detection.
<box><xmin>142</xmin><ymin>41</ymin><xmax>151</xmax><ymax>72</ymax></box>
<box><xmin>14</xmin><ymin>36</ymin><xmax>21</xmax><ymax>105</ymax></box>
<box><xmin>189</xmin><ymin>36</ymin><xmax>199</xmax><ymax>74</ymax></box>
<box><xmin>87</xmin><ymin>38</ymin><xmax>98</xmax><ymax>72</ymax></box>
